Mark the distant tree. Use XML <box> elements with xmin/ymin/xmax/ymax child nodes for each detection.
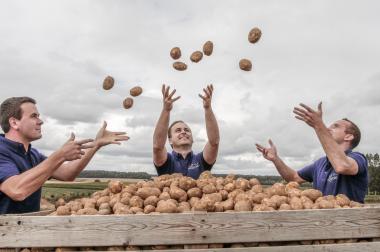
<box><xmin>368</xmin><ymin>153</ymin><xmax>380</xmax><ymax>193</ymax></box>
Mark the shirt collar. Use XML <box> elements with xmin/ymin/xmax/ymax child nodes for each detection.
<box><xmin>172</xmin><ymin>150</ymin><xmax>193</xmax><ymax>160</ymax></box>
<box><xmin>0</xmin><ymin>134</ymin><xmax>32</xmax><ymax>154</ymax></box>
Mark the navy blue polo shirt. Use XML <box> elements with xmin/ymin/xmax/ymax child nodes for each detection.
<box><xmin>298</xmin><ymin>150</ymin><xmax>368</xmax><ymax>203</ymax></box>
<box><xmin>0</xmin><ymin>134</ymin><xmax>46</xmax><ymax>214</ymax></box>
<box><xmin>155</xmin><ymin>151</ymin><xmax>213</xmax><ymax>179</ymax></box>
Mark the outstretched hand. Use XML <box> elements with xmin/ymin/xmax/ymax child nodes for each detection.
<box><xmin>60</xmin><ymin>133</ymin><xmax>94</xmax><ymax>161</ymax></box>
<box><xmin>199</xmin><ymin>84</ymin><xmax>214</xmax><ymax>109</ymax></box>
<box><xmin>256</xmin><ymin>139</ymin><xmax>278</xmax><ymax>162</ymax></box>
<box><xmin>95</xmin><ymin>121</ymin><xmax>130</xmax><ymax>148</ymax></box>
<box><xmin>162</xmin><ymin>84</ymin><xmax>181</xmax><ymax>111</ymax></box>
<box><xmin>293</xmin><ymin>102</ymin><xmax>323</xmax><ymax>128</ymax></box>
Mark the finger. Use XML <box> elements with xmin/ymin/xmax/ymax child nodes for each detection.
<box><xmin>113</xmin><ymin>131</ymin><xmax>127</xmax><ymax>135</ymax></box>
<box><xmin>293</xmin><ymin>110</ymin><xmax>307</xmax><ymax>118</ymax></box>
<box><xmin>168</xmin><ymin>89</ymin><xmax>176</xmax><ymax>99</ymax></box>
<box><xmin>76</xmin><ymin>138</ymin><xmax>94</xmax><ymax>145</ymax></box>
<box><xmin>161</xmin><ymin>84</ymin><xmax>165</xmax><ymax>95</ymax></box>
<box><xmin>79</xmin><ymin>150</ymin><xmax>85</xmax><ymax>155</ymax></box>
<box><xmin>198</xmin><ymin>94</ymin><xmax>206</xmax><ymax>100</ymax></box>
<box><xmin>111</xmin><ymin>141</ymin><xmax>122</xmax><ymax>145</ymax></box>
<box><xmin>116</xmin><ymin>136</ymin><xmax>130</xmax><ymax>141</ymax></box>
<box><xmin>318</xmin><ymin>101</ymin><xmax>322</xmax><ymax>112</ymax></box>
<box><xmin>207</xmin><ymin>86</ymin><xmax>213</xmax><ymax>96</ymax></box>
<box><xmin>101</xmin><ymin>121</ymin><xmax>107</xmax><ymax>130</ymax></box>
<box><xmin>268</xmin><ymin>139</ymin><xmax>274</xmax><ymax>147</ymax></box>
<box><xmin>295</xmin><ymin>116</ymin><xmax>308</xmax><ymax>122</ymax></box>
<box><xmin>67</xmin><ymin>132</ymin><xmax>75</xmax><ymax>142</ymax></box>
<box><xmin>299</xmin><ymin>103</ymin><xmax>315</xmax><ymax>113</ymax></box>
<box><xmin>293</xmin><ymin>107</ymin><xmax>307</xmax><ymax>115</ymax></box>
<box><xmin>210</xmin><ymin>84</ymin><xmax>214</xmax><ymax>91</ymax></box>
<box><xmin>172</xmin><ymin>96</ymin><xmax>181</xmax><ymax>102</ymax></box>
<box><xmin>165</xmin><ymin>85</ymin><xmax>170</xmax><ymax>97</ymax></box>
<box><xmin>203</xmin><ymin>88</ymin><xmax>211</xmax><ymax>97</ymax></box>
<box><xmin>255</xmin><ymin>143</ymin><xmax>265</xmax><ymax>149</ymax></box>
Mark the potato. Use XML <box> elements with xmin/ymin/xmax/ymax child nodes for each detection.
<box><xmin>56</xmin><ymin>206</ymin><xmax>71</xmax><ymax>216</ymax></box>
<box><xmin>129</xmin><ymin>196</ymin><xmax>144</xmax><ymax>208</ymax></box>
<box><xmin>143</xmin><ymin>205</ymin><xmax>156</xmax><ymax>214</ymax></box>
<box><xmin>130</xmin><ymin>86</ymin><xmax>143</xmax><ymax>97</ymax></box>
<box><xmin>239</xmin><ymin>59</ymin><xmax>252</xmax><ymax>71</ymax></box>
<box><xmin>136</xmin><ymin>187</ymin><xmax>161</xmax><ymax>199</ymax></box>
<box><xmin>96</xmin><ymin>196</ymin><xmax>110</xmax><ymax>208</ymax></box>
<box><xmin>301</xmin><ymin>189</ymin><xmax>322</xmax><ymax>201</ymax></box>
<box><xmin>253</xmin><ymin>204</ymin><xmax>274</xmax><ymax>211</ymax></box>
<box><xmin>250</xmin><ymin>192</ymin><xmax>267</xmax><ymax>204</ymax></box>
<box><xmin>108</xmin><ymin>180</ymin><xmax>124</xmax><ymax>194</ymax></box>
<box><xmin>201</xmin><ymin>41</ymin><xmax>214</xmax><ymax>57</ymax></box>
<box><xmin>98</xmin><ymin>208</ymin><xmax>111</xmax><ymax>215</ymax></box>
<box><xmin>169</xmin><ymin>186</ymin><xmax>187</xmax><ymax>202</ymax></box>
<box><xmin>190</xmin><ymin>51</ymin><xmax>203</xmax><ymax>63</ymax></box>
<box><xmin>189</xmin><ymin>197</ymin><xmax>200</xmax><ymax>208</ymax></box>
<box><xmin>170</xmin><ymin>47</ymin><xmax>181</xmax><ymax>60</ymax></box>
<box><xmin>301</xmin><ymin>196</ymin><xmax>314</xmax><ymax>209</ymax></box>
<box><xmin>287</xmin><ymin>188</ymin><xmax>302</xmax><ymax>198</ymax></box>
<box><xmin>187</xmin><ymin>187</ymin><xmax>202</xmax><ymax>198</ymax></box>
<box><xmin>261</xmin><ymin>198</ymin><xmax>277</xmax><ymax>209</ymax></box>
<box><xmin>285</xmin><ymin>181</ymin><xmax>300</xmax><ymax>190</ymax></box>
<box><xmin>350</xmin><ymin>201</ymin><xmax>363</xmax><ymax>208</ymax></box>
<box><xmin>248</xmin><ymin>27</ymin><xmax>262</xmax><ymax>44</ymax></box>
<box><xmin>235</xmin><ymin>178</ymin><xmax>250</xmax><ymax>191</ymax></box>
<box><xmin>178</xmin><ymin>177</ymin><xmax>197</xmax><ymax>191</ymax></box>
<box><xmin>249</xmin><ymin>178</ymin><xmax>261</xmax><ymax>187</ymax></box>
<box><xmin>173</xmin><ymin>61</ymin><xmax>187</xmax><ymax>71</ymax></box>
<box><xmin>234</xmin><ymin>192</ymin><xmax>250</xmax><ymax>203</ymax></box>
<box><xmin>113</xmin><ymin>205</ymin><xmax>130</xmax><ymax>215</ymax></box>
<box><xmin>220</xmin><ymin>190</ymin><xmax>229</xmax><ymax>200</ymax></box>
<box><xmin>159</xmin><ymin>191</ymin><xmax>171</xmax><ymax>201</ymax></box>
<box><xmin>99</xmin><ymin>202</ymin><xmax>111</xmax><ymax>211</ymax></box>
<box><xmin>279</xmin><ymin>203</ymin><xmax>292</xmax><ymax>210</ymax></box>
<box><xmin>234</xmin><ymin>200</ymin><xmax>252</xmax><ymax>211</ymax></box>
<box><xmin>103</xmin><ymin>76</ymin><xmax>114</xmax><ymax>90</ymax></box>
<box><xmin>224</xmin><ymin>182</ymin><xmax>236</xmax><ymax>192</ymax></box>
<box><xmin>120</xmin><ymin>195</ymin><xmax>131</xmax><ymax>205</ymax></box>
<box><xmin>123</xmin><ymin>184</ymin><xmax>138</xmax><ymax>194</ymax></box>
<box><xmin>221</xmin><ymin>198</ymin><xmax>235</xmax><ymax>211</ymax></box>
<box><xmin>199</xmin><ymin>171</ymin><xmax>213</xmax><ymax>179</ymax></box>
<box><xmin>289</xmin><ymin>197</ymin><xmax>303</xmax><ymax>210</ymax></box>
<box><xmin>202</xmin><ymin>184</ymin><xmax>217</xmax><ymax>194</ymax></box>
<box><xmin>129</xmin><ymin>206</ymin><xmax>143</xmax><ymax>214</ymax></box>
<box><xmin>156</xmin><ymin>200</ymin><xmax>178</xmax><ymax>213</ymax></box>
<box><xmin>318</xmin><ymin>199</ymin><xmax>335</xmax><ymax>209</ymax></box>
<box><xmin>251</xmin><ymin>184</ymin><xmax>263</xmax><ymax>193</ymax></box>
<box><xmin>214</xmin><ymin>202</ymin><xmax>224</xmax><ymax>212</ymax></box>
<box><xmin>193</xmin><ymin>199</ymin><xmax>209</xmax><ymax>212</ymax></box>
<box><xmin>144</xmin><ymin>195</ymin><xmax>159</xmax><ymax>207</ymax></box>
<box><xmin>178</xmin><ymin>202</ymin><xmax>191</xmax><ymax>212</ymax></box>
<box><xmin>123</xmin><ymin>97</ymin><xmax>133</xmax><ymax>109</ymax></box>
<box><xmin>55</xmin><ymin>198</ymin><xmax>66</xmax><ymax>208</ymax></box>
<box><xmin>336</xmin><ymin>194</ymin><xmax>350</xmax><ymax>207</ymax></box>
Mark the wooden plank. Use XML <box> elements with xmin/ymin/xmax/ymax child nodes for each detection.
<box><xmin>145</xmin><ymin>242</ymin><xmax>380</xmax><ymax>251</ymax></box>
<box><xmin>0</xmin><ymin>207</ymin><xmax>380</xmax><ymax>247</ymax></box>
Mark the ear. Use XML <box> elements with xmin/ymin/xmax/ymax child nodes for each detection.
<box><xmin>8</xmin><ymin>117</ymin><xmax>20</xmax><ymax>131</ymax></box>
<box><xmin>344</xmin><ymin>133</ymin><xmax>354</xmax><ymax>142</ymax></box>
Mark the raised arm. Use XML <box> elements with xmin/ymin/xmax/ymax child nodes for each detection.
<box><xmin>293</xmin><ymin>102</ymin><xmax>359</xmax><ymax>175</ymax></box>
<box><xmin>153</xmin><ymin>85</ymin><xmax>180</xmax><ymax>166</ymax></box>
<box><xmin>52</xmin><ymin>121</ymin><xmax>129</xmax><ymax>181</ymax></box>
<box><xmin>199</xmin><ymin>84</ymin><xmax>220</xmax><ymax>165</ymax></box>
<box><xmin>256</xmin><ymin>139</ymin><xmax>305</xmax><ymax>183</ymax></box>
<box><xmin>0</xmin><ymin>134</ymin><xmax>94</xmax><ymax>201</ymax></box>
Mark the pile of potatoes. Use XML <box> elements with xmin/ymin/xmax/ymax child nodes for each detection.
<box><xmin>52</xmin><ymin>171</ymin><xmax>363</xmax><ymax>216</ymax></box>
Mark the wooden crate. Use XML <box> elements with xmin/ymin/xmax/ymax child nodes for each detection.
<box><xmin>1</xmin><ymin>206</ymin><xmax>380</xmax><ymax>251</ymax></box>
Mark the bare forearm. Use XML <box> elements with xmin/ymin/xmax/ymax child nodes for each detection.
<box><xmin>55</xmin><ymin>146</ymin><xmax>100</xmax><ymax>181</ymax></box>
<box><xmin>205</xmin><ymin>107</ymin><xmax>220</xmax><ymax>146</ymax></box>
<box><xmin>272</xmin><ymin>157</ymin><xmax>299</xmax><ymax>182</ymax></box>
<box><xmin>314</xmin><ymin>125</ymin><xmax>351</xmax><ymax>171</ymax></box>
<box><xmin>153</xmin><ymin>109</ymin><xmax>170</xmax><ymax>149</ymax></box>
<box><xmin>4</xmin><ymin>151</ymin><xmax>65</xmax><ymax>200</ymax></box>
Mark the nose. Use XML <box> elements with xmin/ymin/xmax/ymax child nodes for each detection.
<box><xmin>38</xmin><ymin>118</ymin><xmax>44</xmax><ymax>125</ymax></box>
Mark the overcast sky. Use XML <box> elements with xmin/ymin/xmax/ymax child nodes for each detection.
<box><xmin>1</xmin><ymin>0</ymin><xmax>379</xmax><ymax>175</ymax></box>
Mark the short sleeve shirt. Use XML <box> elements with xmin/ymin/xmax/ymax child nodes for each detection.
<box><xmin>0</xmin><ymin>134</ymin><xmax>47</xmax><ymax>214</ymax></box>
<box><xmin>155</xmin><ymin>151</ymin><xmax>213</xmax><ymax>179</ymax></box>
<box><xmin>297</xmin><ymin>150</ymin><xmax>368</xmax><ymax>203</ymax></box>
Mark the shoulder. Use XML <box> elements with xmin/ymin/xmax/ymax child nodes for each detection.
<box><xmin>348</xmin><ymin>151</ymin><xmax>368</xmax><ymax>166</ymax></box>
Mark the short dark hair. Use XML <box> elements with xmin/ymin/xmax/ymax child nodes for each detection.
<box><xmin>0</xmin><ymin>97</ymin><xmax>36</xmax><ymax>133</ymax></box>
<box><xmin>342</xmin><ymin>118</ymin><xmax>361</xmax><ymax>149</ymax></box>
<box><xmin>168</xmin><ymin>120</ymin><xmax>184</xmax><ymax>139</ymax></box>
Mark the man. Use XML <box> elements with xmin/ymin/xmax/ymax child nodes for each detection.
<box><xmin>153</xmin><ymin>84</ymin><xmax>220</xmax><ymax>179</ymax></box>
<box><xmin>256</xmin><ymin>102</ymin><xmax>368</xmax><ymax>203</ymax></box>
<box><xmin>0</xmin><ymin>97</ymin><xmax>129</xmax><ymax>214</ymax></box>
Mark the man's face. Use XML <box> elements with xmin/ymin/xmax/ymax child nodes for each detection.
<box><xmin>328</xmin><ymin>120</ymin><xmax>353</xmax><ymax>145</ymax></box>
<box><xmin>13</xmin><ymin>102</ymin><xmax>44</xmax><ymax>141</ymax></box>
<box><xmin>169</xmin><ymin>122</ymin><xmax>193</xmax><ymax>148</ymax></box>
